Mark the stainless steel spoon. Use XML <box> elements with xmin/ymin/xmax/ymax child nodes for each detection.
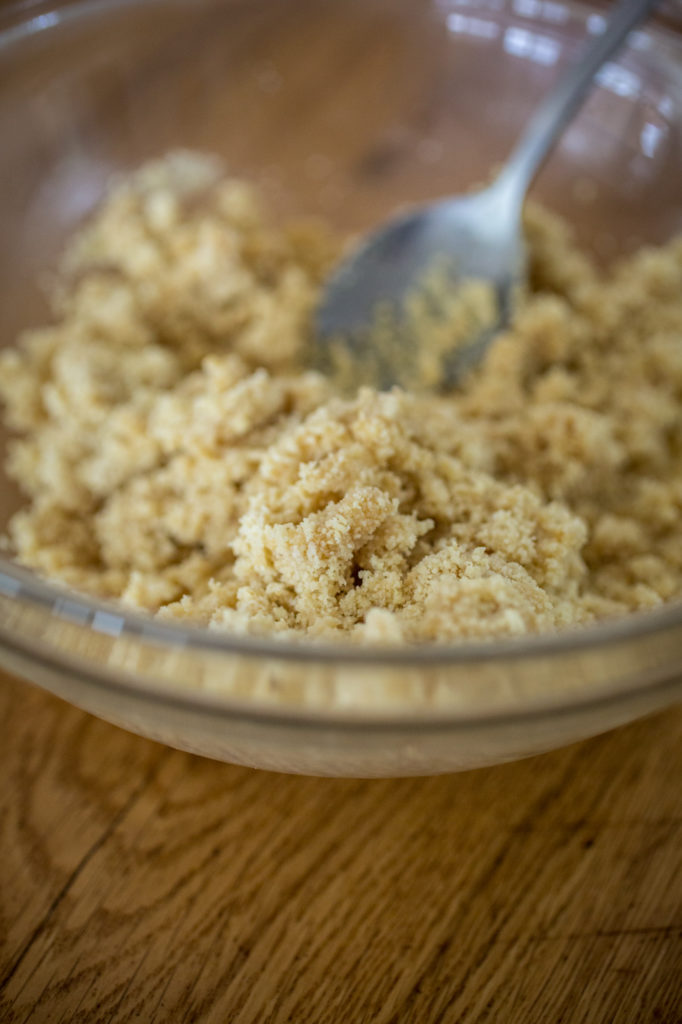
<box><xmin>315</xmin><ymin>0</ymin><xmax>658</xmax><ymax>388</ymax></box>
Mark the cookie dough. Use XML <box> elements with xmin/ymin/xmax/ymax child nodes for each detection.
<box><xmin>1</xmin><ymin>153</ymin><xmax>681</xmax><ymax>643</ymax></box>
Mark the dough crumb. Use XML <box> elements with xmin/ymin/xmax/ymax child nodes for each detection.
<box><xmin>2</xmin><ymin>153</ymin><xmax>681</xmax><ymax>644</ymax></box>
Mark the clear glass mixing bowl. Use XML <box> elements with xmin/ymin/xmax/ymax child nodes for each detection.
<box><xmin>1</xmin><ymin>0</ymin><xmax>681</xmax><ymax>776</ymax></box>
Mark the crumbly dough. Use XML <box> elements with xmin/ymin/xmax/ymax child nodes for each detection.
<box><xmin>1</xmin><ymin>153</ymin><xmax>681</xmax><ymax>644</ymax></box>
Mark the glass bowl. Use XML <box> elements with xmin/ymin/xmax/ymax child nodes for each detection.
<box><xmin>1</xmin><ymin>0</ymin><xmax>681</xmax><ymax>776</ymax></box>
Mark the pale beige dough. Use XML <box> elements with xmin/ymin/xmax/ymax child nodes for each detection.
<box><xmin>1</xmin><ymin>153</ymin><xmax>681</xmax><ymax>644</ymax></box>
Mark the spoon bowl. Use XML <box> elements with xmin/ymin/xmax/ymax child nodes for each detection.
<box><xmin>316</xmin><ymin>180</ymin><xmax>524</xmax><ymax>386</ymax></box>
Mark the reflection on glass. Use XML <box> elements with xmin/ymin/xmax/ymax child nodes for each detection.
<box><xmin>446</xmin><ymin>12</ymin><xmax>501</xmax><ymax>36</ymax></box>
<box><xmin>596</xmin><ymin>63</ymin><xmax>642</xmax><ymax>99</ymax></box>
<box><xmin>503</xmin><ymin>26</ymin><xmax>560</xmax><ymax>64</ymax></box>
<box><xmin>513</xmin><ymin>0</ymin><xmax>570</xmax><ymax>24</ymax></box>
<box><xmin>640</xmin><ymin>121</ymin><xmax>664</xmax><ymax>158</ymax></box>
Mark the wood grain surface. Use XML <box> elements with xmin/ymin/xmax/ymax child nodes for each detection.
<box><xmin>0</xmin><ymin>670</ymin><xmax>681</xmax><ymax>1024</ymax></box>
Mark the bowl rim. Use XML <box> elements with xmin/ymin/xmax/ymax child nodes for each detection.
<box><xmin>1</xmin><ymin>0</ymin><xmax>682</xmax><ymax>725</ymax></box>
<box><xmin>2</xmin><ymin>557</ymin><xmax>682</xmax><ymax>672</ymax></box>
<box><xmin>1</xmin><ymin>602</ymin><xmax>682</xmax><ymax>729</ymax></box>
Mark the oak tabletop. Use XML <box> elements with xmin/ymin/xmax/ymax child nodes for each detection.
<box><xmin>1</xmin><ymin>671</ymin><xmax>681</xmax><ymax>1024</ymax></box>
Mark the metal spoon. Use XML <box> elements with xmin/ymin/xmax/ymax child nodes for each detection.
<box><xmin>315</xmin><ymin>0</ymin><xmax>658</xmax><ymax>388</ymax></box>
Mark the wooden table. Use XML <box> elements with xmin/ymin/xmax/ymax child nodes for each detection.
<box><xmin>1</xmin><ymin>670</ymin><xmax>681</xmax><ymax>1024</ymax></box>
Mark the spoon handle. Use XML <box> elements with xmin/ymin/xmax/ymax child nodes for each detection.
<box><xmin>498</xmin><ymin>0</ymin><xmax>659</xmax><ymax>199</ymax></box>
